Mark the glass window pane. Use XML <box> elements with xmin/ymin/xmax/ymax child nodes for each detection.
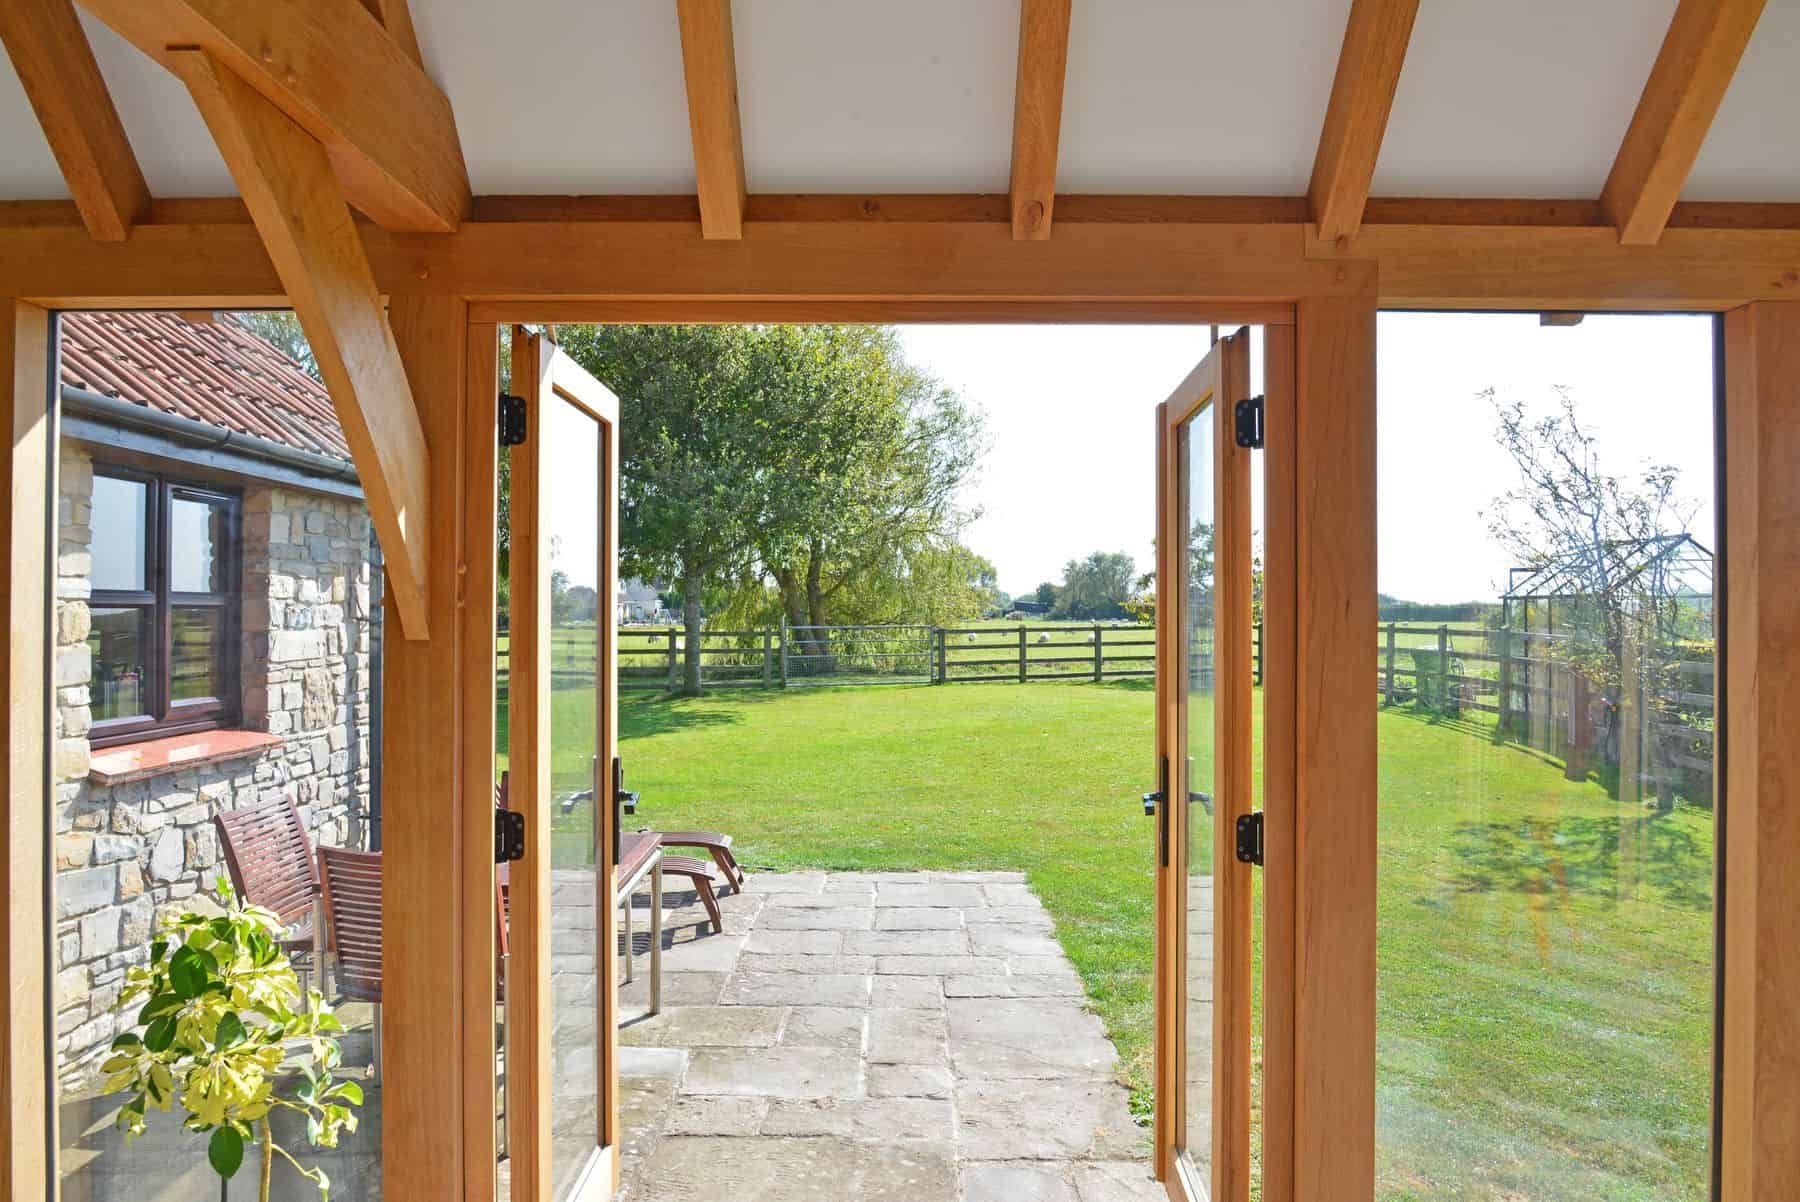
<box><xmin>89</xmin><ymin>475</ymin><xmax>148</xmax><ymax>592</ymax></box>
<box><xmin>1375</xmin><ymin>313</ymin><xmax>1717</xmax><ymax>1200</ymax></box>
<box><xmin>170</xmin><ymin>493</ymin><xmax>230</xmax><ymax>593</ymax></box>
<box><xmin>544</xmin><ymin>393</ymin><xmax>602</xmax><ymax>1201</ymax></box>
<box><xmin>171</xmin><ymin>607</ymin><xmax>225</xmax><ymax>702</ymax></box>
<box><xmin>88</xmin><ymin>606</ymin><xmax>149</xmax><ymax>722</ymax></box>
<box><xmin>1181</xmin><ymin>404</ymin><xmax>1216</xmax><ymax>1177</ymax></box>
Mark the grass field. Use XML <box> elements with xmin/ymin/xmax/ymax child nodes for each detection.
<box><xmin>499</xmin><ymin>672</ymin><xmax>1715</xmax><ymax>1201</ymax></box>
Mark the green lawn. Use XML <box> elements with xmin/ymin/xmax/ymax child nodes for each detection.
<box><xmin>500</xmin><ymin>678</ymin><xmax>1715</xmax><ymax>1201</ymax></box>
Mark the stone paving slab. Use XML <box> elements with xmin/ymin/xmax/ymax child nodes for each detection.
<box><xmin>610</xmin><ymin>870</ymin><xmax>1154</xmax><ymax>1201</ymax></box>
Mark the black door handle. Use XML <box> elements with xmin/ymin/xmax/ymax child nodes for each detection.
<box><xmin>611</xmin><ymin>756</ymin><xmax>637</xmax><ymax>865</ymax></box>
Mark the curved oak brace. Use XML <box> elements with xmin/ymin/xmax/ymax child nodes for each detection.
<box><xmin>174</xmin><ymin>48</ymin><xmax>432</xmax><ymax>639</ymax></box>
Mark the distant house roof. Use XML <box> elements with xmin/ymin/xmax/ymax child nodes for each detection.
<box><xmin>58</xmin><ymin>311</ymin><xmax>349</xmax><ymax>462</ymax></box>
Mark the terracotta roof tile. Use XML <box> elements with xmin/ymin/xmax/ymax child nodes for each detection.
<box><xmin>58</xmin><ymin>312</ymin><xmax>350</xmax><ymax>461</ymax></box>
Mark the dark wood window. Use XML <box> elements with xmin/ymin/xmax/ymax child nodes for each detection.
<box><xmin>87</xmin><ymin>465</ymin><xmax>241</xmax><ymax>747</ymax></box>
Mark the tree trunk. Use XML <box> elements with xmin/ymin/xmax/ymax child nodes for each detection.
<box><xmin>682</xmin><ymin>570</ymin><xmax>704</xmax><ymax>694</ymax></box>
<box><xmin>805</xmin><ymin>545</ymin><xmax>831</xmax><ymax>666</ymax></box>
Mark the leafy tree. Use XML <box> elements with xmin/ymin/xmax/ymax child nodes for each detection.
<box><xmin>1052</xmin><ymin>551</ymin><xmax>1137</xmax><ymax>620</ymax></box>
<box><xmin>1485</xmin><ymin>387</ymin><xmax>1706</xmax><ymax>801</ymax></box>
<box><xmin>1033</xmin><ymin>581</ymin><xmax>1059</xmax><ymax>609</ymax></box>
<box><xmin>743</xmin><ymin>326</ymin><xmax>986</xmax><ymax>645</ymax></box>
<box><xmin>230</xmin><ymin>311</ymin><xmax>318</xmax><ymax>380</ymax></box>
<box><xmin>555</xmin><ymin>324</ymin><xmax>765</xmax><ymax>692</ymax></box>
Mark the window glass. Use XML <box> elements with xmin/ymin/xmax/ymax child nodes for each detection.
<box><xmin>89</xmin><ymin>475</ymin><xmax>148</xmax><ymax>592</ymax></box>
<box><xmin>88</xmin><ymin>607</ymin><xmax>150</xmax><ymax>722</ymax></box>
<box><xmin>1375</xmin><ymin>313</ymin><xmax>1717</xmax><ymax>1201</ymax></box>
<box><xmin>170</xmin><ymin>493</ymin><xmax>229</xmax><ymax>593</ymax></box>
<box><xmin>170</xmin><ymin>607</ymin><xmax>225</xmax><ymax>702</ymax></box>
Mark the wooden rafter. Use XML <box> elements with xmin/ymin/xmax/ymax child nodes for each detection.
<box><xmin>357</xmin><ymin>0</ymin><xmax>422</xmax><ymax>68</ymax></box>
<box><xmin>172</xmin><ymin>48</ymin><xmax>432</xmax><ymax>638</ymax></box>
<box><xmin>79</xmin><ymin>0</ymin><xmax>470</xmax><ymax>234</ymax></box>
<box><xmin>1009</xmin><ymin>0</ymin><xmax>1072</xmax><ymax>240</ymax></box>
<box><xmin>1308</xmin><ymin>0</ymin><xmax>1420</xmax><ymax>244</ymax></box>
<box><xmin>0</xmin><ymin>0</ymin><xmax>149</xmax><ymax>242</ymax></box>
<box><xmin>675</xmin><ymin>0</ymin><xmax>747</xmax><ymax>240</ymax></box>
<box><xmin>1601</xmin><ymin>0</ymin><xmax>1766</xmax><ymax>246</ymax></box>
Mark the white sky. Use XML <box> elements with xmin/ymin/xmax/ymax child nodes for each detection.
<box><xmin>899</xmin><ymin>314</ymin><xmax>1717</xmax><ymax>604</ymax></box>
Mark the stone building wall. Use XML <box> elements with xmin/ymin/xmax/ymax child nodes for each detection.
<box><xmin>53</xmin><ymin>438</ymin><xmax>377</xmax><ymax>1088</ymax></box>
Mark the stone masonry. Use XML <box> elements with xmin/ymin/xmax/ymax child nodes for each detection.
<box><xmin>52</xmin><ymin>439</ymin><xmax>377</xmax><ymax>1088</ymax></box>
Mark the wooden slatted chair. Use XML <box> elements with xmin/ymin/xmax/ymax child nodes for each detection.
<box><xmin>316</xmin><ymin>845</ymin><xmax>384</xmax><ymax>1080</ymax></box>
<box><xmin>215</xmin><ymin>798</ymin><xmax>324</xmax><ymax>994</ymax></box>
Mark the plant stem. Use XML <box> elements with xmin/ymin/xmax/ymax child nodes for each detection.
<box><xmin>260</xmin><ymin>1118</ymin><xmax>273</xmax><ymax>1202</ymax></box>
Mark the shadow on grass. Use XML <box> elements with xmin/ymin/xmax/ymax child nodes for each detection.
<box><xmin>1383</xmin><ymin>702</ymin><xmax>1571</xmax><ymax>772</ymax></box>
<box><xmin>1446</xmin><ymin>812</ymin><xmax>1712</xmax><ymax>913</ymax></box>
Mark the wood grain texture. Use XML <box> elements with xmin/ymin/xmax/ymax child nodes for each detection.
<box><xmin>381</xmin><ymin>293</ymin><xmax>469</xmax><ymax>1201</ymax></box>
<box><xmin>1259</xmin><ymin>323</ymin><xmax>1298</xmax><ymax>1202</ymax></box>
<box><xmin>174</xmin><ymin>49</ymin><xmax>432</xmax><ymax>639</ymax></box>
<box><xmin>1</xmin><ymin>301</ymin><xmax>51</xmax><ymax>1202</ymax></box>
<box><xmin>506</xmin><ymin>324</ymin><xmax>552</xmax><ymax>1202</ymax></box>
<box><xmin>470</xmin><ymin>299</ymin><xmax>1296</xmax><ymax>326</ymax></box>
<box><xmin>1721</xmin><ymin>302</ymin><xmax>1800</xmax><ymax>1202</ymax></box>
<box><xmin>80</xmin><ymin>0</ymin><xmax>469</xmax><ymax>233</ymax></box>
<box><xmin>1292</xmin><ymin>294</ymin><xmax>1377</xmax><ymax>1202</ymax></box>
<box><xmin>1211</xmin><ymin>330</ymin><xmax>1254</xmax><ymax>1202</ymax></box>
<box><xmin>460</xmin><ymin>321</ymin><xmax>499</xmax><ymax>1202</ymax></box>
<box><xmin>1152</xmin><ymin>392</ymin><xmax>1180</xmax><ymax>1188</ymax></box>
<box><xmin>1009</xmin><ymin>0</ymin><xmax>1072</xmax><ymax>240</ymax></box>
<box><xmin>357</xmin><ymin>0</ymin><xmax>422</xmax><ymax>68</ymax></box>
<box><xmin>1308</xmin><ymin>0</ymin><xmax>1420</xmax><ymax>242</ymax></box>
<box><xmin>0</xmin><ymin>0</ymin><xmax>149</xmax><ymax>242</ymax></box>
<box><xmin>675</xmin><ymin>0</ymin><xmax>747</xmax><ymax>239</ymax></box>
<box><xmin>1602</xmin><ymin>0</ymin><xmax>1767</xmax><ymax>246</ymax></box>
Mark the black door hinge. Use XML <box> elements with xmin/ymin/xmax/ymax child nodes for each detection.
<box><xmin>1234</xmin><ymin>395</ymin><xmax>1265</xmax><ymax>449</ymax></box>
<box><xmin>495</xmin><ymin>807</ymin><xmax>525</xmax><ymax>864</ymax></box>
<box><xmin>498</xmin><ymin>392</ymin><xmax>528</xmax><ymax>447</ymax></box>
<box><xmin>1234</xmin><ymin>811</ymin><xmax>1264</xmax><ymax>866</ymax></box>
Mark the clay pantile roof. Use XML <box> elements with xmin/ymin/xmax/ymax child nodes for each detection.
<box><xmin>58</xmin><ymin>311</ymin><xmax>349</xmax><ymax>461</ymax></box>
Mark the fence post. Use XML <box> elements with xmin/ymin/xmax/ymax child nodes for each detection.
<box><xmin>1496</xmin><ymin>625</ymin><xmax>1513</xmax><ymax>734</ymax></box>
<box><xmin>1437</xmin><ymin>624</ymin><xmax>1450</xmax><ymax>710</ymax></box>
<box><xmin>779</xmin><ymin>619</ymin><xmax>789</xmax><ymax>689</ymax></box>
<box><xmin>1384</xmin><ymin>621</ymin><xmax>1396</xmax><ymax>706</ymax></box>
<box><xmin>935</xmin><ymin>628</ymin><xmax>946</xmax><ymax>684</ymax></box>
<box><xmin>1019</xmin><ymin>625</ymin><xmax>1028</xmax><ymax>683</ymax></box>
<box><xmin>1093</xmin><ymin>623</ymin><xmax>1103</xmax><ymax>681</ymax></box>
<box><xmin>763</xmin><ymin>630</ymin><xmax>773</xmax><ymax>688</ymax></box>
<box><xmin>667</xmin><ymin>627</ymin><xmax>678</xmax><ymax>692</ymax></box>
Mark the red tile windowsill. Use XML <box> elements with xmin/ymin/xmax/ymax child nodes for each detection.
<box><xmin>88</xmin><ymin>729</ymin><xmax>283</xmax><ymax>786</ymax></box>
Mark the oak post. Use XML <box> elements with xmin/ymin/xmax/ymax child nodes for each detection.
<box><xmin>1720</xmin><ymin>301</ymin><xmax>1800</xmax><ymax>1201</ymax></box>
<box><xmin>1019</xmin><ymin>624</ymin><xmax>1028</xmax><ymax>682</ymax></box>
<box><xmin>1</xmin><ymin>300</ymin><xmax>52</xmax><ymax>1202</ymax></box>
<box><xmin>380</xmin><ymin>295</ymin><xmax>468</xmax><ymax>1199</ymax></box>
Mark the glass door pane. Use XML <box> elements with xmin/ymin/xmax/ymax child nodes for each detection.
<box><xmin>542</xmin><ymin>392</ymin><xmax>603</xmax><ymax>1200</ymax></box>
<box><xmin>1181</xmin><ymin>398</ymin><xmax>1218</xmax><ymax>1184</ymax></box>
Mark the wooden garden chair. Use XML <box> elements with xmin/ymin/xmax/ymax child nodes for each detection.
<box><xmin>215</xmin><ymin>798</ymin><xmax>325</xmax><ymax>995</ymax></box>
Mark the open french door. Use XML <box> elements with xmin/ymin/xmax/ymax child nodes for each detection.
<box><xmin>507</xmin><ymin>327</ymin><xmax>623</xmax><ymax>1202</ymax></box>
<box><xmin>1153</xmin><ymin>328</ymin><xmax>1255</xmax><ymax>1202</ymax></box>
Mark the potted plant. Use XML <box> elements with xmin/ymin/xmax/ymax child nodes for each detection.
<box><xmin>100</xmin><ymin>877</ymin><xmax>363</xmax><ymax>1201</ymax></box>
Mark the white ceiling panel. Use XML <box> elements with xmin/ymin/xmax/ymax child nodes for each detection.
<box><xmin>80</xmin><ymin>9</ymin><xmax>234</xmax><ymax>197</ymax></box>
<box><xmin>0</xmin><ymin>36</ymin><xmax>76</xmax><ymax>200</ymax></box>
<box><xmin>412</xmin><ymin>0</ymin><xmax>695</xmax><ymax>194</ymax></box>
<box><xmin>1685</xmin><ymin>0</ymin><xmax>1800</xmax><ymax>201</ymax></box>
<box><xmin>735</xmin><ymin>0</ymin><xmax>1017</xmax><ymax>193</ymax></box>
<box><xmin>1374</xmin><ymin>0</ymin><xmax>1676</xmax><ymax>198</ymax></box>
<box><xmin>1058</xmin><ymin>0</ymin><xmax>1351</xmax><ymax>195</ymax></box>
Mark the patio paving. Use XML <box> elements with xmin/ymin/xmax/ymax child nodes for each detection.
<box><xmin>614</xmin><ymin>870</ymin><xmax>1159</xmax><ymax>1202</ymax></box>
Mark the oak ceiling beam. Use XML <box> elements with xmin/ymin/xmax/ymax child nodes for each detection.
<box><xmin>78</xmin><ymin>0</ymin><xmax>470</xmax><ymax>234</ymax></box>
<box><xmin>172</xmin><ymin>48</ymin><xmax>432</xmax><ymax>639</ymax></box>
<box><xmin>675</xmin><ymin>0</ymin><xmax>747</xmax><ymax>240</ymax></box>
<box><xmin>0</xmin><ymin>0</ymin><xmax>149</xmax><ymax>242</ymax></box>
<box><xmin>1009</xmin><ymin>0</ymin><xmax>1072</xmax><ymax>240</ymax></box>
<box><xmin>1308</xmin><ymin>0</ymin><xmax>1420</xmax><ymax>244</ymax></box>
<box><xmin>1601</xmin><ymin>0</ymin><xmax>1766</xmax><ymax>247</ymax></box>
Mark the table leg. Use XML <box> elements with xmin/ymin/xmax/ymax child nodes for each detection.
<box><xmin>650</xmin><ymin>857</ymin><xmax>663</xmax><ymax>1016</ymax></box>
<box><xmin>623</xmin><ymin>877</ymin><xmax>634</xmax><ymax>984</ymax></box>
